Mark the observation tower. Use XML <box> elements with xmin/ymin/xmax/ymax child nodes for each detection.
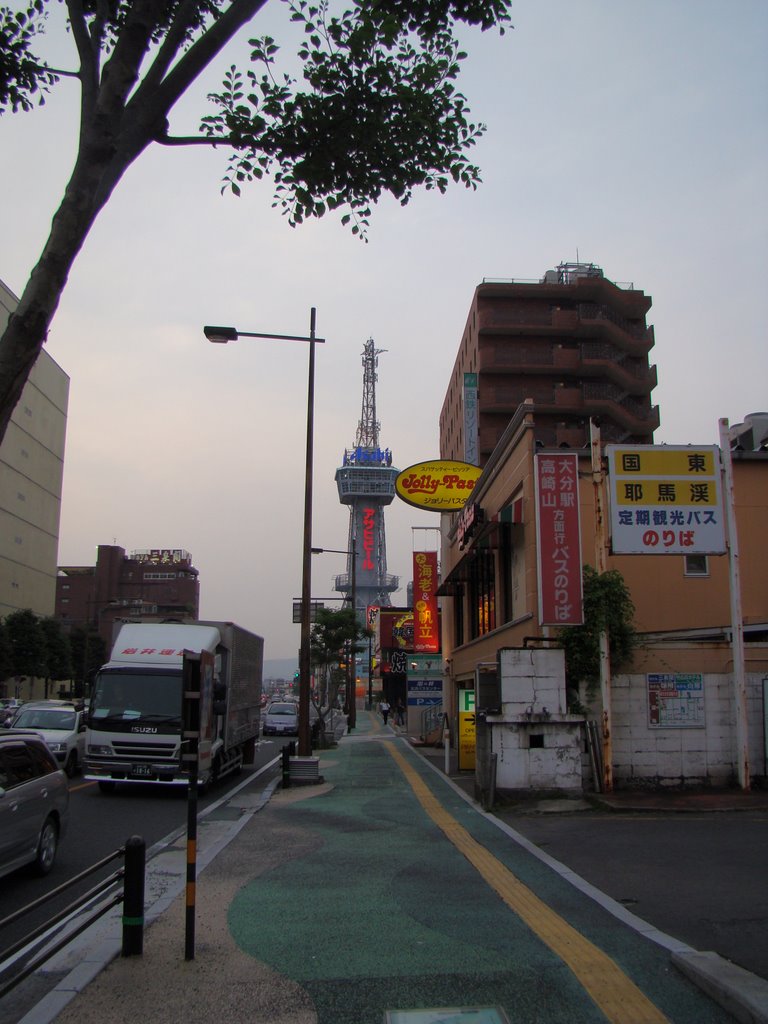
<box><xmin>334</xmin><ymin>339</ymin><xmax>400</xmax><ymax>619</ymax></box>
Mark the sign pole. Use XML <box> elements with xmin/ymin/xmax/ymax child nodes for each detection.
<box><xmin>181</xmin><ymin>652</ymin><xmax>200</xmax><ymax>960</ymax></box>
<box><xmin>718</xmin><ymin>419</ymin><xmax>750</xmax><ymax>791</ymax></box>
<box><xmin>590</xmin><ymin>418</ymin><xmax>613</xmax><ymax>793</ymax></box>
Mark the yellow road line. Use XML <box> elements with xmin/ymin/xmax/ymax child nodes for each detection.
<box><xmin>386</xmin><ymin>743</ymin><xmax>669</xmax><ymax>1024</ymax></box>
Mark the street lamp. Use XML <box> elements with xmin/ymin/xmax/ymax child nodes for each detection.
<box><xmin>204</xmin><ymin>310</ymin><xmax>325</xmax><ymax>757</ymax></box>
<box><xmin>311</xmin><ymin>544</ymin><xmax>357</xmax><ymax>730</ymax></box>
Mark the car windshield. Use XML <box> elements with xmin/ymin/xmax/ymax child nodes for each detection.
<box><xmin>90</xmin><ymin>671</ymin><xmax>182</xmax><ymax>720</ymax></box>
<box><xmin>268</xmin><ymin>703</ymin><xmax>297</xmax><ymax>716</ymax></box>
<box><xmin>14</xmin><ymin>708</ymin><xmax>76</xmax><ymax>731</ymax></box>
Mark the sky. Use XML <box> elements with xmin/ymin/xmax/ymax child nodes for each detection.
<box><xmin>1</xmin><ymin>0</ymin><xmax>766</xmax><ymax>668</ymax></box>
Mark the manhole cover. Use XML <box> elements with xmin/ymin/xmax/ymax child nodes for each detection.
<box><xmin>385</xmin><ymin>1008</ymin><xmax>510</xmax><ymax>1023</ymax></box>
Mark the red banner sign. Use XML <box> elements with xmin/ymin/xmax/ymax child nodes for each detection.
<box><xmin>413</xmin><ymin>551</ymin><xmax>440</xmax><ymax>653</ymax></box>
<box><xmin>535</xmin><ymin>453</ymin><xmax>583</xmax><ymax>626</ymax></box>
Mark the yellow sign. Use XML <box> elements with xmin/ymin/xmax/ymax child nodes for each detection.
<box><xmin>395</xmin><ymin>460</ymin><xmax>482</xmax><ymax>512</ymax></box>
<box><xmin>458</xmin><ymin>687</ymin><xmax>476</xmax><ymax>770</ymax></box>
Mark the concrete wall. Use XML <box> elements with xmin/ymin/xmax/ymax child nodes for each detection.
<box><xmin>605</xmin><ymin>670</ymin><xmax>766</xmax><ymax>788</ymax></box>
<box><xmin>486</xmin><ymin>647</ymin><xmax>584</xmax><ymax>792</ymax></box>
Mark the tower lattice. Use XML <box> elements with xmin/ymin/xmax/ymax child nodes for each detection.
<box><xmin>334</xmin><ymin>339</ymin><xmax>399</xmax><ymax>619</ymax></box>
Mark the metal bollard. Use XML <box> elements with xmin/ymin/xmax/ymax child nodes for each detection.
<box><xmin>281</xmin><ymin>741</ymin><xmax>296</xmax><ymax>787</ymax></box>
<box><xmin>122</xmin><ymin>835</ymin><xmax>145</xmax><ymax>956</ymax></box>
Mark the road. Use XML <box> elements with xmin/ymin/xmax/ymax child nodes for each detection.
<box><xmin>0</xmin><ymin>741</ymin><xmax>284</xmax><ymax>1021</ymax></box>
<box><xmin>499</xmin><ymin>806</ymin><xmax>768</xmax><ymax>982</ymax></box>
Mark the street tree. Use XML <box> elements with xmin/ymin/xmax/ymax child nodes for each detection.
<box><xmin>558</xmin><ymin>566</ymin><xmax>637</xmax><ymax>712</ymax></box>
<box><xmin>309</xmin><ymin>605</ymin><xmax>368</xmax><ymax>743</ymax></box>
<box><xmin>3</xmin><ymin>608</ymin><xmax>46</xmax><ymax>682</ymax></box>
<box><xmin>68</xmin><ymin>626</ymin><xmax>107</xmax><ymax>698</ymax></box>
<box><xmin>39</xmin><ymin>617</ymin><xmax>73</xmax><ymax>698</ymax></box>
<box><xmin>0</xmin><ymin>620</ymin><xmax>12</xmax><ymax>683</ymax></box>
<box><xmin>0</xmin><ymin>0</ymin><xmax>511</xmax><ymax>442</ymax></box>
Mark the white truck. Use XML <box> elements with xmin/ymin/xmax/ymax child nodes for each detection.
<box><xmin>85</xmin><ymin>621</ymin><xmax>263</xmax><ymax>792</ymax></box>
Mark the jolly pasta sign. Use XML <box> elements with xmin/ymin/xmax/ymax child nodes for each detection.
<box><xmin>395</xmin><ymin>460</ymin><xmax>482</xmax><ymax>512</ymax></box>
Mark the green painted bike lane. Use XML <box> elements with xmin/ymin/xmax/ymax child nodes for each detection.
<box><xmin>228</xmin><ymin>721</ymin><xmax>734</xmax><ymax>1023</ymax></box>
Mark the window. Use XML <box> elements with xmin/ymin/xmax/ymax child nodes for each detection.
<box><xmin>468</xmin><ymin>550</ymin><xmax>496</xmax><ymax>639</ymax></box>
<box><xmin>684</xmin><ymin>554</ymin><xmax>709</xmax><ymax>577</ymax></box>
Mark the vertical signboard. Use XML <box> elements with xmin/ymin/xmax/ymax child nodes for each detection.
<box><xmin>413</xmin><ymin>551</ymin><xmax>439</xmax><ymax>653</ymax></box>
<box><xmin>535</xmin><ymin>453</ymin><xmax>583</xmax><ymax>626</ymax></box>
<box><xmin>366</xmin><ymin>605</ymin><xmax>380</xmax><ymax>670</ymax></box>
<box><xmin>458</xmin><ymin>687</ymin><xmax>476</xmax><ymax>770</ymax></box>
<box><xmin>606</xmin><ymin>445</ymin><xmax>725</xmax><ymax>554</ymax></box>
<box><xmin>463</xmin><ymin>372</ymin><xmax>479</xmax><ymax>466</ymax></box>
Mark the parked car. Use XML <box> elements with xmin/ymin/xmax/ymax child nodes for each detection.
<box><xmin>1</xmin><ymin>698</ymin><xmax>25</xmax><ymax>727</ymax></box>
<box><xmin>8</xmin><ymin>701</ymin><xmax>86</xmax><ymax>777</ymax></box>
<box><xmin>0</xmin><ymin>732</ymin><xmax>70</xmax><ymax>879</ymax></box>
<box><xmin>262</xmin><ymin>701</ymin><xmax>299</xmax><ymax>736</ymax></box>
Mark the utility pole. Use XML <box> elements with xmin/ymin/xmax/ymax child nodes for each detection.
<box><xmin>718</xmin><ymin>419</ymin><xmax>750</xmax><ymax>791</ymax></box>
<box><xmin>590</xmin><ymin>418</ymin><xmax>613</xmax><ymax>793</ymax></box>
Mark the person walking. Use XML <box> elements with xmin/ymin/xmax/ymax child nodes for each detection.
<box><xmin>380</xmin><ymin>698</ymin><xmax>391</xmax><ymax>725</ymax></box>
<box><xmin>395</xmin><ymin>699</ymin><xmax>405</xmax><ymax>726</ymax></box>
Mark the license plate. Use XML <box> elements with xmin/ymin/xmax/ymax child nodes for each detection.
<box><xmin>130</xmin><ymin>764</ymin><xmax>154</xmax><ymax>778</ymax></box>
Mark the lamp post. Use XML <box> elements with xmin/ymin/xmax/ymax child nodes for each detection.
<box><xmin>204</xmin><ymin>310</ymin><xmax>324</xmax><ymax>757</ymax></box>
<box><xmin>311</xmin><ymin>543</ymin><xmax>357</xmax><ymax>730</ymax></box>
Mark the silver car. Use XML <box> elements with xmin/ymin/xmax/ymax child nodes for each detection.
<box><xmin>9</xmin><ymin>701</ymin><xmax>86</xmax><ymax>777</ymax></box>
<box><xmin>262</xmin><ymin>701</ymin><xmax>299</xmax><ymax>736</ymax></box>
<box><xmin>0</xmin><ymin>732</ymin><xmax>69</xmax><ymax>879</ymax></box>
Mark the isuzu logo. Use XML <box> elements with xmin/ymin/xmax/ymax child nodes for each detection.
<box><xmin>131</xmin><ymin>726</ymin><xmax>158</xmax><ymax>734</ymax></box>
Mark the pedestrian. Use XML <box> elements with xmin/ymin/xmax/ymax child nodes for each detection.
<box><xmin>395</xmin><ymin>699</ymin><xmax>405</xmax><ymax>726</ymax></box>
<box><xmin>380</xmin><ymin>698</ymin><xmax>391</xmax><ymax>725</ymax></box>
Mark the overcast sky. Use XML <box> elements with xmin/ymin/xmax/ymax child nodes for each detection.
<box><xmin>1</xmin><ymin>0</ymin><xmax>766</xmax><ymax>666</ymax></box>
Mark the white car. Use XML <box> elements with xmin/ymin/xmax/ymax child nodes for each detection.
<box><xmin>9</xmin><ymin>701</ymin><xmax>86</xmax><ymax>777</ymax></box>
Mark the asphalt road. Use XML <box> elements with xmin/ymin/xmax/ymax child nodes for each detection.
<box><xmin>497</xmin><ymin>807</ymin><xmax>768</xmax><ymax>982</ymax></box>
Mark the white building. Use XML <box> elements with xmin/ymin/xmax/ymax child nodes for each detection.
<box><xmin>0</xmin><ymin>279</ymin><xmax>69</xmax><ymax>622</ymax></box>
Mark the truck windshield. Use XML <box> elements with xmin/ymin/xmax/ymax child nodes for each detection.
<box><xmin>90</xmin><ymin>671</ymin><xmax>182</xmax><ymax>723</ymax></box>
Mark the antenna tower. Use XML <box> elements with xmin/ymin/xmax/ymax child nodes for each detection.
<box><xmin>356</xmin><ymin>339</ymin><xmax>387</xmax><ymax>448</ymax></box>
<box><xmin>334</xmin><ymin>339</ymin><xmax>399</xmax><ymax>618</ymax></box>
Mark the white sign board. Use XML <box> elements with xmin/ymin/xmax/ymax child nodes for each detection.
<box><xmin>606</xmin><ymin>445</ymin><xmax>725</xmax><ymax>555</ymax></box>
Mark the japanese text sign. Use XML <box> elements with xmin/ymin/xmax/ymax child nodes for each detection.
<box><xmin>413</xmin><ymin>551</ymin><xmax>439</xmax><ymax>653</ymax></box>
<box><xmin>535</xmin><ymin>453</ymin><xmax>583</xmax><ymax>626</ymax></box>
<box><xmin>606</xmin><ymin>445</ymin><xmax>725</xmax><ymax>554</ymax></box>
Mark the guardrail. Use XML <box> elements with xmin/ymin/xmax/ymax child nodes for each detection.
<box><xmin>0</xmin><ymin>835</ymin><xmax>145</xmax><ymax>998</ymax></box>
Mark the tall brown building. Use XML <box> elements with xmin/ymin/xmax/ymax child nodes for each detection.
<box><xmin>56</xmin><ymin>545</ymin><xmax>200</xmax><ymax>650</ymax></box>
<box><xmin>440</xmin><ymin>262</ymin><xmax>659</xmax><ymax>462</ymax></box>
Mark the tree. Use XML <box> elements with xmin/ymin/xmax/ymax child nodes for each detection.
<box><xmin>0</xmin><ymin>0</ymin><xmax>511</xmax><ymax>442</ymax></box>
<box><xmin>557</xmin><ymin>566</ymin><xmax>637</xmax><ymax>712</ymax></box>
<box><xmin>39</xmin><ymin>617</ymin><xmax>73</xmax><ymax>698</ymax></box>
<box><xmin>4</xmin><ymin>608</ymin><xmax>46</xmax><ymax>681</ymax></box>
<box><xmin>68</xmin><ymin>626</ymin><xmax>107</xmax><ymax>698</ymax></box>
<box><xmin>0</xmin><ymin>619</ymin><xmax>12</xmax><ymax>683</ymax></box>
<box><xmin>309</xmin><ymin>606</ymin><xmax>368</xmax><ymax>743</ymax></box>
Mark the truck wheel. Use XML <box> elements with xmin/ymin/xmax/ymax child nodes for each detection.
<box><xmin>33</xmin><ymin>816</ymin><xmax>59</xmax><ymax>875</ymax></box>
<box><xmin>65</xmin><ymin>750</ymin><xmax>78</xmax><ymax>778</ymax></box>
<box><xmin>98</xmin><ymin>780</ymin><xmax>117</xmax><ymax>794</ymax></box>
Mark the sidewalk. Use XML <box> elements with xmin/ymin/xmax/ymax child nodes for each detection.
<box><xmin>20</xmin><ymin>712</ymin><xmax>768</xmax><ymax>1024</ymax></box>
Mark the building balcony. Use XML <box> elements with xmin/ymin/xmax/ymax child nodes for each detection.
<box><xmin>476</xmin><ymin>302</ymin><xmax>654</xmax><ymax>355</ymax></box>
<box><xmin>479</xmin><ymin>348</ymin><xmax>657</xmax><ymax>396</ymax></box>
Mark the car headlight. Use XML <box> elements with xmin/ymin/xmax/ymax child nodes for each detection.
<box><xmin>87</xmin><ymin>744</ymin><xmax>113</xmax><ymax>755</ymax></box>
<box><xmin>48</xmin><ymin>741</ymin><xmax>66</xmax><ymax>753</ymax></box>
